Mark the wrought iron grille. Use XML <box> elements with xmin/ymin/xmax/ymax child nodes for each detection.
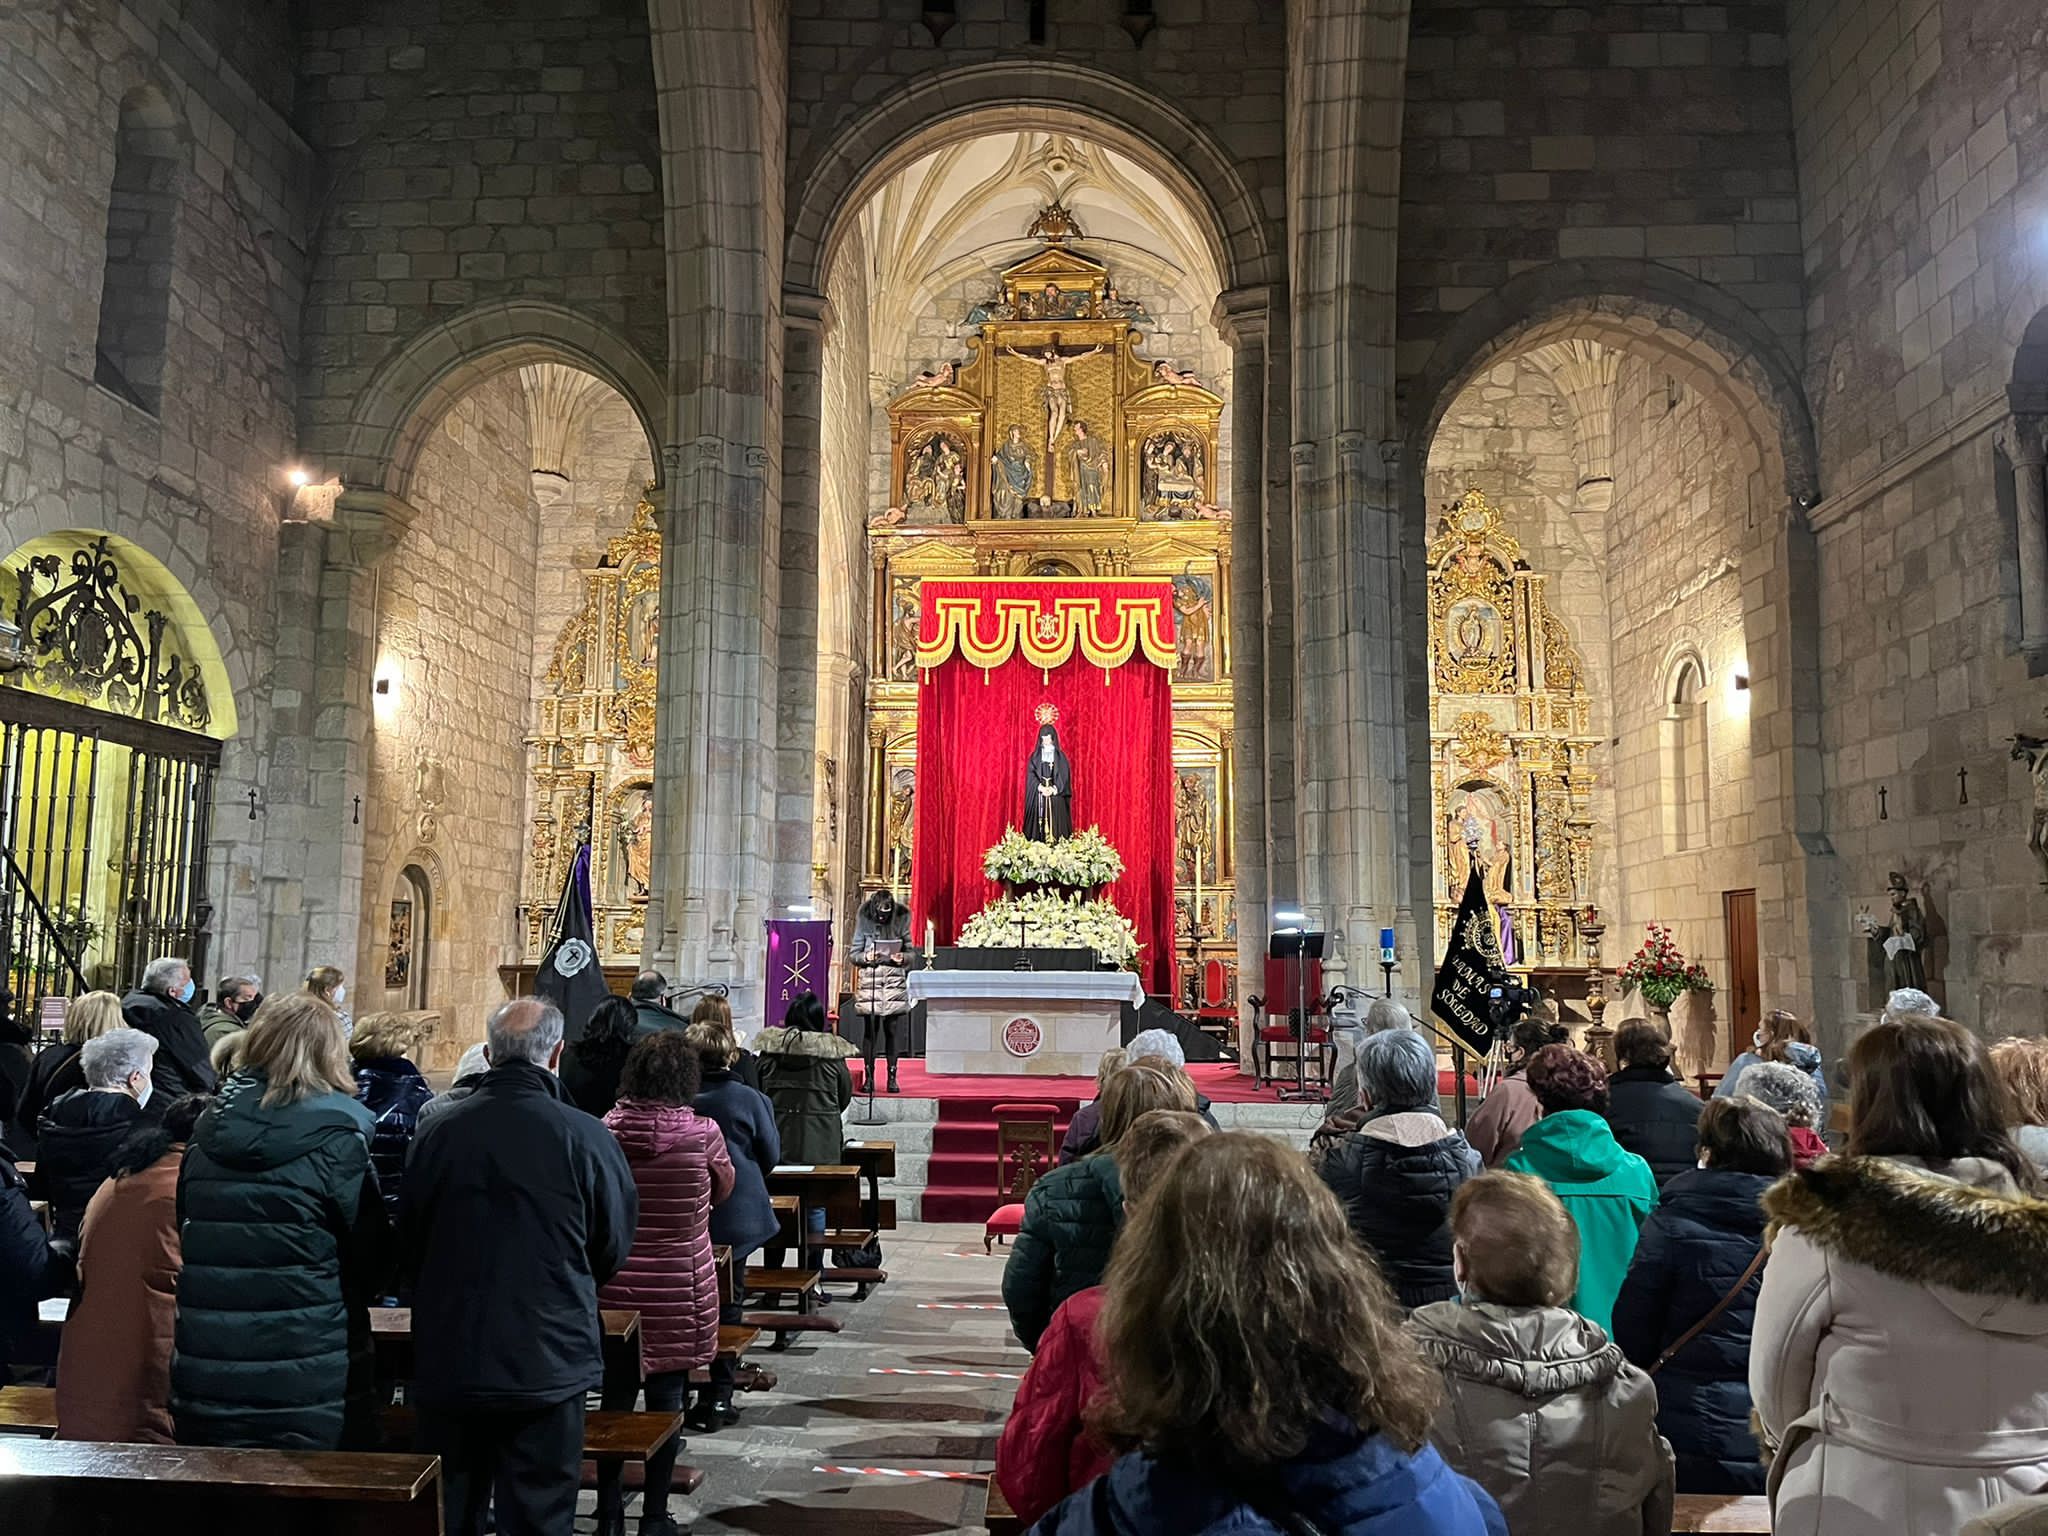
<box><xmin>0</xmin><ymin>689</ymin><xmax>218</xmax><ymax>1008</ymax></box>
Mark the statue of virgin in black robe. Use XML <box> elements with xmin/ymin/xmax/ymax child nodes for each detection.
<box><xmin>1023</xmin><ymin>723</ymin><xmax>1074</xmax><ymax>843</ymax></box>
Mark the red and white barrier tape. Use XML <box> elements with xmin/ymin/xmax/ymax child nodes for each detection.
<box><xmin>812</xmin><ymin>1466</ymin><xmax>986</xmax><ymax>1481</ymax></box>
<box><xmin>869</xmin><ymin>1366</ymin><xmax>1023</xmax><ymax>1380</ymax></box>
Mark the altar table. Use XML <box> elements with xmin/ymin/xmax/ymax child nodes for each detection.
<box><xmin>908</xmin><ymin>968</ymin><xmax>1145</xmax><ymax>1075</ymax></box>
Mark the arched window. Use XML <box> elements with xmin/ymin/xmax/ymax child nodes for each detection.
<box><xmin>93</xmin><ymin>90</ymin><xmax>180</xmax><ymax>415</ymax></box>
<box><xmin>1662</xmin><ymin>659</ymin><xmax>1710</xmax><ymax>852</ymax></box>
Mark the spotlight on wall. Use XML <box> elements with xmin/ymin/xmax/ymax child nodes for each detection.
<box><xmin>1733</xmin><ymin>671</ymin><xmax>1750</xmax><ymax>691</ymax></box>
<box><xmin>287</xmin><ymin>466</ymin><xmax>311</xmax><ymax>487</ymax></box>
<box><xmin>785</xmin><ymin>903</ymin><xmax>815</xmax><ymax>916</ymax></box>
<box><xmin>374</xmin><ymin>678</ymin><xmax>391</xmax><ymax>696</ymax></box>
<box><xmin>1274</xmin><ymin>908</ymin><xmax>1307</xmax><ymax>927</ymax></box>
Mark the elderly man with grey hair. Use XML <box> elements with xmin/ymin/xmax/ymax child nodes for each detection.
<box><xmin>399</xmin><ymin>998</ymin><xmax>638</xmax><ymax>1536</ymax></box>
<box><xmin>119</xmin><ymin>955</ymin><xmax>215</xmax><ymax>1100</ymax></box>
<box><xmin>1326</xmin><ymin>997</ymin><xmax>1416</xmax><ymax>1122</ymax></box>
<box><xmin>36</xmin><ymin>1027</ymin><xmax>160</xmax><ymax>1242</ymax></box>
<box><xmin>1313</xmin><ymin>1026</ymin><xmax>1478</xmax><ymax>1309</ymax></box>
<box><xmin>1058</xmin><ymin>1027</ymin><xmax>1221</xmax><ymax>1164</ymax></box>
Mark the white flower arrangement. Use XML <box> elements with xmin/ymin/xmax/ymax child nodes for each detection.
<box><xmin>981</xmin><ymin>826</ymin><xmax>1126</xmax><ymax>889</ymax></box>
<box><xmin>957</xmin><ymin>890</ymin><xmax>1141</xmax><ymax>969</ymax></box>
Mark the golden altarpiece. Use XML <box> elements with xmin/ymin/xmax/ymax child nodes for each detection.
<box><xmin>1428</xmin><ymin>489</ymin><xmax>1603</xmax><ymax>1002</ymax></box>
<box><xmin>519</xmin><ymin>498</ymin><xmax>660</xmax><ymax>973</ymax></box>
<box><xmin>868</xmin><ymin>206</ymin><xmax>1241</xmax><ymax>1009</ymax></box>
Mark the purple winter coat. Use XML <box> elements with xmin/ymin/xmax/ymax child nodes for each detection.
<box><xmin>596</xmin><ymin>1100</ymin><xmax>735</xmax><ymax>1374</ymax></box>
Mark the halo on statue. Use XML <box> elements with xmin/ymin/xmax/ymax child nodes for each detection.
<box><xmin>1034</xmin><ymin>700</ymin><xmax>1059</xmax><ymax>726</ymax></box>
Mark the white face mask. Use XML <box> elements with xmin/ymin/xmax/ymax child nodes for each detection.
<box><xmin>334</xmin><ymin>983</ymin><xmax>346</xmax><ymax>1005</ymax></box>
<box><xmin>134</xmin><ymin>1077</ymin><xmax>153</xmax><ymax>1110</ymax></box>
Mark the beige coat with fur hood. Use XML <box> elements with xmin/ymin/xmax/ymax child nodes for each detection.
<box><xmin>1408</xmin><ymin>1300</ymin><xmax>1675</xmax><ymax>1536</ymax></box>
<box><xmin>1751</xmin><ymin>1155</ymin><xmax>2048</xmax><ymax>1535</ymax></box>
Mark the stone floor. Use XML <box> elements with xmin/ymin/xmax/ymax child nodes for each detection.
<box><xmin>586</xmin><ymin>1221</ymin><xmax>1022</xmax><ymax>1534</ymax></box>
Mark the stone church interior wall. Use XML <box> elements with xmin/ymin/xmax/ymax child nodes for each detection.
<box><xmin>1790</xmin><ymin>0</ymin><xmax>2048</xmax><ymax>1036</ymax></box>
<box><xmin>293</xmin><ymin>0</ymin><xmax>666</xmax><ymax>460</ymax></box>
<box><xmin>0</xmin><ymin>0</ymin><xmax>308</xmax><ymax>990</ymax></box>
<box><xmin>356</xmin><ymin>374</ymin><xmax>538</xmax><ymax>1048</ymax></box>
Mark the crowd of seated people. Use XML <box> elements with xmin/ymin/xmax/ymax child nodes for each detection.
<box><xmin>12</xmin><ymin>961</ymin><xmax>2048</xmax><ymax>1536</ymax></box>
<box><xmin>996</xmin><ymin>995</ymin><xmax>2048</xmax><ymax>1535</ymax></box>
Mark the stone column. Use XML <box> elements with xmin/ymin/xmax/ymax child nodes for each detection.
<box><xmin>777</xmin><ymin>291</ymin><xmax>829</xmax><ymax>916</ymax></box>
<box><xmin>2001</xmin><ymin>417</ymin><xmax>2048</xmax><ymax>651</ymax></box>
<box><xmin>1285</xmin><ymin>0</ymin><xmax>1414</xmax><ymax>992</ymax></box>
<box><xmin>645</xmin><ymin>0</ymin><xmax>788</xmax><ymax>1015</ymax></box>
<box><xmin>261</xmin><ymin>490</ymin><xmax>415</xmax><ymax>991</ymax></box>
<box><xmin>1742</xmin><ymin>496</ymin><xmax>1844</xmax><ymax>1042</ymax></box>
<box><xmin>1217</xmin><ymin>285</ymin><xmax>1275</xmax><ymax>1052</ymax></box>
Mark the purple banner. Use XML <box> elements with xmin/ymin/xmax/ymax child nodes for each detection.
<box><xmin>764</xmin><ymin>918</ymin><xmax>834</xmax><ymax>1033</ymax></box>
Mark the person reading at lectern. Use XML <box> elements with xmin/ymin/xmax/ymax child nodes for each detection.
<box><xmin>1025</xmin><ymin>722</ymin><xmax>1074</xmax><ymax>842</ymax></box>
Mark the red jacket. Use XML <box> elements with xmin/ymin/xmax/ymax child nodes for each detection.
<box><xmin>995</xmin><ymin>1285</ymin><xmax>1114</xmax><ymax>1525</ymax></box>
<box><xmin>1788</xmin><ymin>1125</ymin><xmax>1828</xmax><ymax>1170</ymax></box>
<box><xmin>597</xmin><ymin>1101</ymin><xmax>735</xmax><ymax>1373</ymax></box>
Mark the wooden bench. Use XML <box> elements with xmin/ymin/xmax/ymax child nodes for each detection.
<box><xmin>741</xmin><ymin>1263</ymin><xmax>842</xmax><ymax>1350</ymax></box>
<box><xmin>0</xmin><ymin>1385</ymin><xmax>57</xmax><ymax>1435</ymax></box>
<box><xmin>372</xmin><ymin>1305</ymin><xmax>642</xmax><ymax>1385</ymax></box>
<box><xmin>1672</xmin><ymin>1494</ymin><xmax>1772</xmax><ymax>1532</ymax></box>
<box><xmin>0</xmin><ymin>1441</ymin><xmax>442</xmax><ymax>1534</ymax></box>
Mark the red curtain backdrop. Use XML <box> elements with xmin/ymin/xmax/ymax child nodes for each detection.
<box><xmin>911</xmin><ymin>579</ymin><xmax>1176</xmax><ymax>996</ymax></box>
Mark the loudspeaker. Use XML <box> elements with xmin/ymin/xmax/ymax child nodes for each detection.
<box><xmin>1121</xmin><ymin>995</ymin><xmax>1232</xmax><ymax>1062</ymax></box>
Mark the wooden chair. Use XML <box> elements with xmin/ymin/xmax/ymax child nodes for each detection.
<box><xmin>993</xmin><ymin>1103</ymin><xmax>1061</xmax><ymax>1199</ymax></box>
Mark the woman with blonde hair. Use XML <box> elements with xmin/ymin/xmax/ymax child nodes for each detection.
<box><xmin>1030</xmin><ymin>1133</ymin><xmax>1501</xmax><ymax>1535</ymax></box>
<box><xmin>171</xmin><ymin>993</ymin><xmax>387</xmax><ymax>1450</ymax></box>
<box><xmin>691</xmin><ymin>992</ymin><xmax>761</xmax><ymax>1091</ymax></box>
<box><xmin>1990</xmin><ymin>1036</ymin><xmax>2048</xmax><ymax>1173</ymax></box>
<box><xmin>16</xmin><ymin>990</ymin><xmax>124</xmax><ymax>1146</ymax></box>
<box><xmin>1003</xmin><ymin>1057</ymin><xmax>1198</xmax><ymax>1353</ymax></box>
<box><xmin>302</xmin><ymin>964</ymin><xmax>351</xmax><ymax>1034</ymax></box>
<box><xmin>1057</xmin><ymin>1046</ymin><xmax>1127</xmax><ymax>1166</ymax></box>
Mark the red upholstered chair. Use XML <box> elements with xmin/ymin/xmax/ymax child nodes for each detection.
<box><xmin>984</xmin><ymin>1202</ymin><xmax>1025</xmax><ymax>1254</ymax></box>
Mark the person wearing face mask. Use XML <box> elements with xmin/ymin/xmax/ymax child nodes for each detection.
<box><xmin>851</xmin><ymin>887</ymin><xmax>912</xmax><ymax>1094</ymax></box>
<box><xmin>36</xmin><ymin>1028</ymin><xmax>161</xmax><ymax>1243</ymax></box>
<box><xmin>121</xmin><ymin>955</ymin><xmax>218</xmax><ymax>1099</ymax></box>
<box><xmin>199</xmin><ymin>976</ymin><xmax>263</xmax><ymax>1051</ymax></box>
<box><xmin>304</xmin><ymin>965</ymin><xmax>352</xmax><ymax>1037</ymax></box>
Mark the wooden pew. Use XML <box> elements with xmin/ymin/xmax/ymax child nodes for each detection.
<box><xmin>0</xmin><ymin>1384</ymin><xmax>57</xmax><ymax>1435</ymax></box>
<box><xmin>766</xmin><ymin>1163</ymin><xmax>889</xmax><ymax>1298</ymax></box>
<box><xmin>1671</xmin><ymin>1494</ymin><xmax>1773</xmax><ymax>1532</ymax></box>
<box><xmin>0</xmin><ymin>1441</ymin><xmax>442</xmax><ymax>1535</ymax></box>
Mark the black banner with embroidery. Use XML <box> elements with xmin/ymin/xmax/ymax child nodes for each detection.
<box><xmin>1430</xmin><ymin>863</ymin><xmax>1505</xmax><ymax>1055</ymax></box>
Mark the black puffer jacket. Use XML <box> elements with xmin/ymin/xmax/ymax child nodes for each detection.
<box><xmin>1604</xmin><ymin>1067</ymin><xmax>1704</xmax><ymax>1188</ymax></box>
<box><xmin>1318</xmin><ymin>1110</ymin><xmax>1481</xmax><ymax>1309</ymax></box>
<box><xmin>1610</xmin><ymin>1165</ymin><xmax>1772</xmax><ymax>1494</ymax></box>
<box><xmin>0</xmin><ymin>1140</ymin><xmax>66</xmax><ymax>1380</ymax></box>
<box><xmin>172</xmin><ymin>1069</ymin><xmax>386</xmax><ymax>1450</ymax></box>
<box><xmin>1001</xmin><ymin>1153</ymin><xmax>1123</xmax><ymax>1352</ymax></box>
<box><xmin>352</xmin><ymin>1057</ymin><xmax>434</xmax><ymax>1219</ymax></box>
<box><xmin>36</xmin><ymin>1088</ymin><xmax>152</xmax><ymax>1241</ymax></box>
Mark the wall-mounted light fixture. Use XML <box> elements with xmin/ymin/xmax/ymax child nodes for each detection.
<box><xmin>287</xmin><ymin>467</ymin><xmax>311</xmax><ymax>488</ymax></box>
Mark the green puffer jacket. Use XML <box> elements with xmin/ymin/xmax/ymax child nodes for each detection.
<box><xmin>171</xmin><ymin>1068</ymin><xmax>388</xmax><ymax>1450</ymax></box>
<box><xmin>1001</xmin><ymin>1154</ymin><xmax>1124</xmax><ymax>1352</ymax></box>
<box><xmin>754</xmin><ymin>1026</ymin><xmax>857</xmax><ymax>1166</ymax></box>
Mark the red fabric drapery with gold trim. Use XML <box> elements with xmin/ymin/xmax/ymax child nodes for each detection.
<box><xmin>911</xmin><ymin>579</ymin><xmax>1176</xmax><ymax>995</ymax></box>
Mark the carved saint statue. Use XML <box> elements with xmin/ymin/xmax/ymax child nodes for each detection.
<box><xmin>1069</xmin><ymin>420</ymin><xmax>1110</xmax><ymax>515</ymax></box>
<box><xmin>1004</xmin><ymin>340</ymin><xmax>1104</xmax><ymax>452</ymax></box>
<box><xmin>618</xmin><ymin>792</ymin><xmax>654</xmax><ymax>900</ymax></box>
<box><xmin>991</xmin><ymin>425</ymin><xmax>1035</xmax><ymax>519</ymax></box>
<box><xmin>1877</xmin><ymin>870</ymin><xmax>1927</xmax><ymax>992</ymax></box>
<box><xmin>1172</xmin><ymin>573</ymin><xmax>1214</xmax><ymax>681</ymax></box>
<box><xmin>1023</xmin><ymin>723</ymin><xmax>1074</xmax><ymax>843</ymax></box>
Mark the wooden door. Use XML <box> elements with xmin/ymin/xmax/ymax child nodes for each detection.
<box><xmin>1723</xmin><ymin>888</ymin><xmax>1760</xmax><ymax>1063</ymax></box>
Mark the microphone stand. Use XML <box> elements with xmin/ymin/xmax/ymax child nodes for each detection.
<box><xmin>1326</xmin><ymin>984</ymin><xmax>1478</xmax><ymax>1128</ymax></box>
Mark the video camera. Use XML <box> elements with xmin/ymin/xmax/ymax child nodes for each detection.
<box><xmin>1484</xmin><ymin>973</ymin><xmax>1542</xmax><ymax>1041</ymax></box>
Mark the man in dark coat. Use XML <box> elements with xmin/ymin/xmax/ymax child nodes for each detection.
<box><xmin>1314</xmin><ymin>1028</ymin><xmax>1480</xmax><ymax>1309</ymax></box>
<box><xmin>121</xmin><ymin>955</ymin><xmax>217</xmax><ymax>1099</ymax></box>
<box><xmin>35</xmin><ymin>1028</ymin><xmax>159</xmax><ymax>1241</ymax></box>
<box><xmin>1603</xmin><ymin>1021</ymin><xmax>1705</xmax><ymax>1188</ymax></box>
<box><xmin>1612</xmin><ymin>1097</ymin><xmax>1788</xmax><ymax>1493</ymax></box>
<box><xmin>400</xmin><ymin>997</ymin><xmax>638</xmax><ymax>1536</ymax></box>
<box><xmin>629</xmin><ymin>970</ymin><xmax>689</xmax><ymax>1038</ymax></box>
